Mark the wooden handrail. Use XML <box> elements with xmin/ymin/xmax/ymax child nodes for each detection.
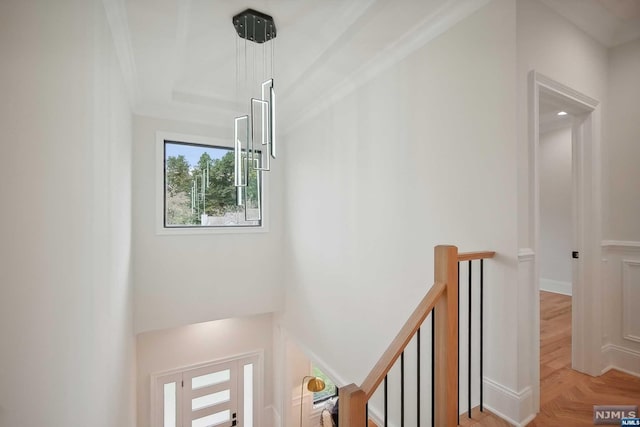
<box><xmin>360</xmin><ymin>280</ymin><xmax>446</xmax><ymax>398</ymax></box>
<box><xmin>340</xmin><ymin>245</ymin><xmax>495</xmax><ymax>427</ymax></box>
<box><xmin>457</xmin><ymin>251</ymin><xmax>495</xmax><ymax>261</ymax></box>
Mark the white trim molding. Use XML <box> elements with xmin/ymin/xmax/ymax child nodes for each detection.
<box><xmin>601</xmin><ymin>344</ymin><xmax>640</xmax><ymax>378</ymax></box>
<box><xmin>518</xmin><ymin>248</ymin><xmax>535</xmax><ymax>261</ymax></box>
<box><xmin>483</xmin><ymin>378</ymin><xmax>535</xmax><ymax>427</ymax></box>
<box><xmin>528</xmin><ymin>71</ymin><xmax>603</xmax><ymax>385</ymax></box>
<box><xmin>101</xmin><ymin>0</ymin><xmax>139</xmax><ymax>106</ymax></box>
<box><xmin>267</xmin><ymin>405</ymin><xmax>281</xmax><ymax>427</ymax></box>
<box><xmin>284</xmin><ymin>0</ymin><xmax>491</xmax><ymax>134</ymax></box>
<box><xmin>622</xmin><ymin>260</ymin><xmax>640</xmax><ymax>343</ymax></box>
<box><xmin>602</xmin><ymin>240</ymin><xmax>640</xmax><ymax>251</ymax></box>
<box><xmin>539</xmin><ymin>278</ymin><xmax>572</xmax><ymax>296</ymax></box>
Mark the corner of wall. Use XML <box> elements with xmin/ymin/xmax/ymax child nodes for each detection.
<box><xmin>484</xmin><ymin>378</ymin><xmax>536</xmax><ymax>427</ymax></box>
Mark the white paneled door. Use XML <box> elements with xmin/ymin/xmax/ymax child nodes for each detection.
<box><xmin>155</xmin><ymin>355</ymin><xmax>258</xmax><ymax>427</ymax></box>
<box><xmin>184</xmin><ymin>361</ymin><xmax>237</xmax><ymax>427</ymax></box>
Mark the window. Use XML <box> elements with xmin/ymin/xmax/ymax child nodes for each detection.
<box><xmin>312</xmin><ymin>366</ymin><xmax>338</xmax><ymax>404</ymax></box>
<box><xmin>161</xmin><ymin>137</ymin><xmax>262</xmax><ymax>229</ymax></box>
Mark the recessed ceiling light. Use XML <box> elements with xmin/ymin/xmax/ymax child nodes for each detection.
<box><xmin>557</xmin><ymin>111</ymin><xmax>568</xmax><ymax>116</ymax></box>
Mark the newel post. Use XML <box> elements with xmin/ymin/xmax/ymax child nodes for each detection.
<box><xmin>338</xmin><ymin>383</ymin><xmax>367</xmax><ymax>427</ymax></box>
<box><xmin>434</xmin><ymin>245</ymin><xmax>459</xmax><ymax>426</ymax></box>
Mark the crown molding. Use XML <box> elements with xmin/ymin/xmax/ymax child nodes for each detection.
<box><xmin>283</xmin><ymin>0</ymin><xmax>491</xmax><ymax>135</ymax></box>
<box><xmin>102</xmin><ymin>0</ymin><xmax>140</xmax><ymax>107</ymax></box>
<box><xmin>534</xmin><ymin>71</ymin><xmax>599</xmax><ymax>109</ymax></box>
<box><xmin>134</xmin><ymin>101</ymin><xmax>231</xmax><ymax>136</ymax></box>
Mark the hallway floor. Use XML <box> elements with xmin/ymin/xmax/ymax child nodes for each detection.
<box><xmin>460</xmin><ymin>291</ymin><xmax>640</xmax><ymax>426</ymax></box>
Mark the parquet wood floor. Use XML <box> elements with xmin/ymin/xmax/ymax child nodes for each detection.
<box><xmin>459</xmin><ymin>291</ymin><xmax>640</xmax><ymax>426</ymax></box>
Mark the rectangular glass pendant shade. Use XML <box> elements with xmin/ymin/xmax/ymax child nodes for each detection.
<box><xmin>251</xmin><ymin>98</ymin><xmax>270</xmax><ymax>171</ymax></box>
<box><xmin>234</xmin><ymin>115</ymin><xmax>249</xmax><ymax>188</ymax></box>
<box><xmin>235</xmin><ymin>78</ymin><xmax>274</xmax><ymax>218</ymax></box>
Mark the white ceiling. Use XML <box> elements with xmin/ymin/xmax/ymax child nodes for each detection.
<box><xmin>540</xmin><ymin>0</ymin><xmax>640</xmax><ymax>47</ymax></box>
<box><xmin>538</xmin><ymin>87</ymin><xmax>594</xmax><ymax>134</ymax></box>
<box><xmin>111</xmin><ymin>0</ymin><xmax>640</xmax><ymax>132</ymax></box>
<box><xmin>113</xmin><ymin>0</ymin><xmax>492</xmax><ymax>130</ymax></box>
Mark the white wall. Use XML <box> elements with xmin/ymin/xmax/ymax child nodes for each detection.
<box><xmin>515</xmin><ymin>0</ymin><xmax>608</xmax><ymax>417</ymax></box>
<box><xmin>0</xmin><ymin>0</ymin><xmax>136</xmax><ymax>425</ymax></box>
<box><xmin>136</xmin><ymin>313</ymin><xmax>275</xmax><ymax>427</ymax></box>
<box><xmin>281</xmin><ymin>0</ymin><xmax>520</xmax><ymax>421</ymax></box>
<box><xmin>132</xmin><ymin>116</ymin><xmax>284</xmax><ymax>333</ymax></box>
<box><xmin>605</xmin><ymin>39</ymin><xmax>640</xmax><ymax>242</ymax></box>
<box><xmin>601</xmin><ymin>38</ymin><xmax>640</xmax><ymax>376</ymax></box>
<box><xmin>282</xmin><ymin>336</ymin><xmax>314</xmax><ymax>427</ymax></box>
<box><xmin>539</xmin><ymin>126</ymin><xmax>572</xmax><ymax>294</ymax></box>
<box><xmin>516</xmin><ymin>0</ymin><xmax>608</xmax><ymax>249</ymax></box>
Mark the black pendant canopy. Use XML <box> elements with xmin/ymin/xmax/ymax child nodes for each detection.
<box><xmin>232</xmin><ymin>9</ymin><xmax>277</xmax><ymax>44</ymax></box>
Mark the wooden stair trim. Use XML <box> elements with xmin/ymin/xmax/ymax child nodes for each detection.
<box><xmin>360</xmin><ymin>280</ymin><xmax>446</xmax><ymax>398</ymax></box>
<box><xmin>457</xmin><ymin>251</ymin><xmax>495</xmax><ymax>261</ymax></box>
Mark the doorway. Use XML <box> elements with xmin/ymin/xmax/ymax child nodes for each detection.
<box><xmin>538</xmin><ymin>90</ymin><xmax>577</xmax><ymax>394</ymax></box>
<box><xmin>152</xmin><ymin>353</ymin><xmax>261</xmax><ymax>427</ymax></box>
<box><xmin>529</xmin><ymin>71</ymin><xmax>603</xmax><ymax>413</ymax></box>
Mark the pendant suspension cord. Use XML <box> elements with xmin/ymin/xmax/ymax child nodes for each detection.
<box><xmin>263</xmin><ymin>23</ymin><xmax>267</xmax><ymax>85</ymax></box>
<box><xmin>243</xmin><ymin>15</ymin><xmax>248</xmax><ymax>194</ymax></box>
<box><xmin>244</xmin><ymin>16</ymin><xmax>248</xmax><ymax>99</ymax></box>
<box><xmin>253</xmin><ymin>17</ymin><xmax>256</xmax><ymax>99</ymax></box>
<box><xmin>271</xmin><ymin>25</ymin><xmax>275</xmax><ymax>80</ymax></box>
<box><xmin>235</xmin><ymin>27</ymin><xmax>239</xmax><ymax>108</ymax></box>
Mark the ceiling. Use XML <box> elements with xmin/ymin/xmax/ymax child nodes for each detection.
<box><xmin>111</xmin><ymin>0</ymin><xmax>640</xmax><ymax>133</ymax></box>
<box><xmin>112</xmin><ymin>0</ymin><xmax>494</xmax><ymax>131</ymax></box>
<box><xmin>540</xmin><ymin>0</ymin><xmax>640</xmax><ymax>47</ymax></box>
<box><xmin>539</xmin><ymin>87</ymin><xmax>594</xmax><ymax>134</ymax></box>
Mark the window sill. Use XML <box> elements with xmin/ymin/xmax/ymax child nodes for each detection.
<box><xmin>155</xmin><ymin>224</ymin><xmax>269</xmax><ymax>236</ymax></box>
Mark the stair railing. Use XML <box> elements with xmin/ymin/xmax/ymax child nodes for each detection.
<box><xmin>338</xmin><ymin>245</ymin><xmax>495</xmax><ymax>427</ymax></box>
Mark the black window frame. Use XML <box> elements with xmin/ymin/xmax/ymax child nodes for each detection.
<box><xmin>162</xmin><ymin>139</ymin><xmax>262</xmax><ymax>229</ymax></box>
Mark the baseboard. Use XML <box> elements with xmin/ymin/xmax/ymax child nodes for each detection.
<box><xmin>484</xmin><ymin>378</ymin><xmax>535</xmax><ymax>426</ymax></box>
<box><xmin>267</xmin><ymin>405</ymin><xmax>281</xmax><ymax>427</ymax></box>
<box><xmin>367</xmin><ymin>406</ymin><xmax>385</xmax><ymax>427</ymax></box>
<box><xmin>539</xmin><ymin>278</ymin><xmax>572</xmax><ymax>296</ymax></box>
<box><xmin>601</xmin><ymin>344</ymin><xmax>640</xmax><ymax>378</ymax></box>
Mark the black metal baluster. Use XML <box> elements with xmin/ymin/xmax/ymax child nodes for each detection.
<box><xmin>417</xmin><ymin>328</ymin><xmax>421</xmax><ymax>426</ymax></box>
<box><xmin>468</xmin><ymin>260</ymin><xmax>472</xmax><ymax>418</ymax></box>
<box><xmin>431</xmin><ymin>308</ymin><xmax>435</xmax><ymax>427</ymax></box>
<box><xmin>457</xmin><ymin>261</ymin><xmax>460</xmax><ymax>425</ymax></box>
<box><xmin>401</xmin><ymin>351</ymin><xmax>405</xmax><ymax>427</ymax></box>
<box><xmin>480</xmin><ymin>259</ymin><xmax>484</xmax><ymax>412</ymax></box>
<box><xmin>384</xmin><ymin>375</ymin><xmax>388</xmax><ymax>427</ymax></box>
<box><xmin>366</xmin><ymin>403</ymin><xmax>369</xmax><ymax>427</ymax></box>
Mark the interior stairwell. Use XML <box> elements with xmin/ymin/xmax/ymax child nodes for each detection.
<box><xmin>339</xmin><ymin>245</ymin><xmax>498</xmax><ymax>427</ymax></box>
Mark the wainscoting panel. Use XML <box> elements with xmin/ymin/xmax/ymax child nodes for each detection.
<box><xmin>601</xmin><ymin>241</ymin><xmax>640</xmax><ymax>376</ymax></box>
<box><xmin>622</xmin><ymin>260</ymin><xmax>640</xmax><ymax>343</ymax></box>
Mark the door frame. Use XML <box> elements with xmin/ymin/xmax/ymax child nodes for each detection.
<box><xmin>150</xmin><ymin>350</ymin><xmax>264</xmax><ymax>427</ymax></box>
<box><xmin>528</xmin><ymin>71</ymin><xmax>603</xmax><ymax>411</ymax></box>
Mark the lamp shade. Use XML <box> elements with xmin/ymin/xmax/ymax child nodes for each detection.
<box><xmin>306</xmin><ymin>377</ymin><xmax>326</xmax><ymax>393</ymax></box>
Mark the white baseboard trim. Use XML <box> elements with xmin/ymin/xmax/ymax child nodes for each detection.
<box><xmin>539</xmin><ymin>278</ymin><xmax>572</xmax><ymax>296</ymax></box>
<box><xmin>267</xmin><ymin>405</ymin><xmax>281</xmax><ymax>427</ymax></box>
<box><xmin>484</xmin><ymin>378</ymin><xmax>535</xmax><ymax>426</ymax></box>
<box><xmin>367</xmin><ymin>406</ymin><xmax>385</xmax><ymax>427</ymax></box>
<box><xmin>601</xmin><ymin>344</ymin><xmax>640</xmax><ymax>378</ymax></box>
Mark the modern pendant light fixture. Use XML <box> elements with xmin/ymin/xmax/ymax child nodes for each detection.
<box><xmin>232</xmin><ymin>9</ymin><xmax>277</xmax><ymax>221</ymax></box>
